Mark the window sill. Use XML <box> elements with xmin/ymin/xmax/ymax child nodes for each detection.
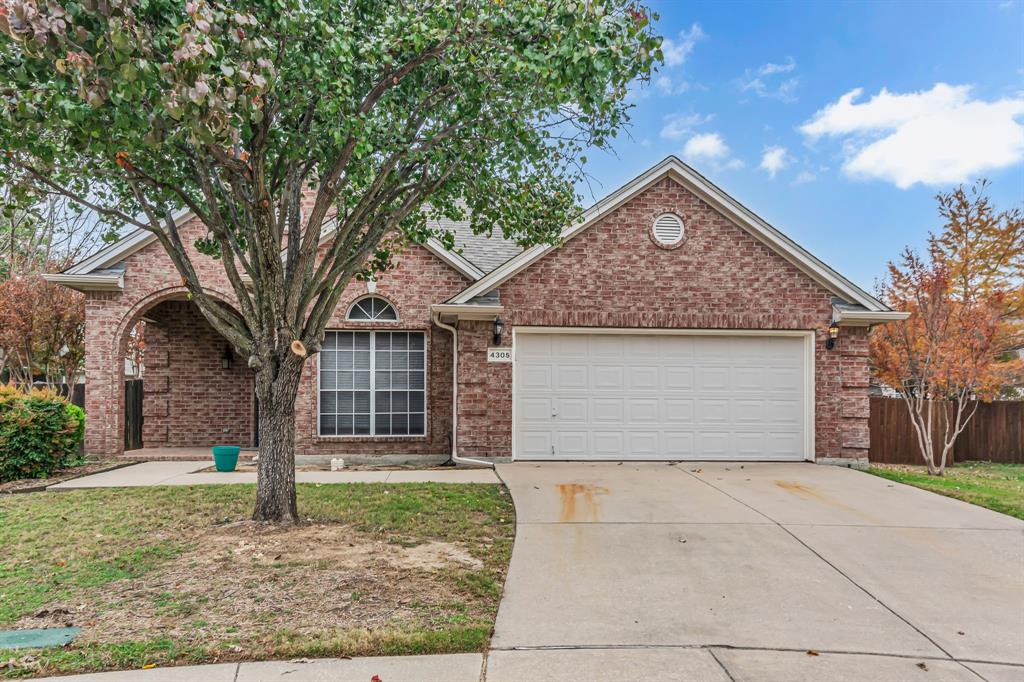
<box><xmin>313</xmin><ymin>434</ymin><xmax>429</xmax><ymax>442</ymax></box>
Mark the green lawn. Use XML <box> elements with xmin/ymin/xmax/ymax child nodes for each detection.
<box><xmin>868</xmin><ymin>462</ymin><xmax>1024</xmax><ymax>520</ymax></box>
<box><xmin>0</xmin><ymin>483</ymin><xmax>514</xmax><ymax>678</ymax></box>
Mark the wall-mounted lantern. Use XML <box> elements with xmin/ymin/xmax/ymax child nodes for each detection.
<box><xmin>493</xmin><ymin>317</ymin><xmax>505</xmax><ymax>345</ymax></box>
<box><xmin>221</xmin><ymin>345</ymin><xmax>234</xmax><ymax>369</ymax></box>
<box><xmin>825</xmin><ymin>320</ymin><xmax>840</xmax><ymax>350</ymax></box>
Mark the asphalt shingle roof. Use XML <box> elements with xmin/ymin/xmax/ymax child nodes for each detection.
<box><xmin>430</xmin><ymin>214</ymin><xmax>523</xmax><ymax>274</ymax></box>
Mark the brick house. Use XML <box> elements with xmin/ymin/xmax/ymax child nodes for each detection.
<box><xmin>47</xmin><ymin>157</ymin><xmax>906</xmax><ymax>466</ymax></box>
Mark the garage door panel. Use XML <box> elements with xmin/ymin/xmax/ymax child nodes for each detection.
<box><xmin>697</xmin><ymin>366</ymin><xmax>731</xmax><ymax>392</ymax></box>
<box><xmin>592</xmin><ymin>398</ymin><xmax>625</xmax><ymax>424</ymax></box>
<box><xmin>514</xmin><ymin>333</ymin><xmax>808</xmax><ymax>461</ymax></box>
<box><xmin>733</xmin><ymin>399</ymin><xmax>766</xmax><ymax>423</ymax></box>
<box><xmin>734</xmin><ymin>431</ymin><xmax>768</xmax><ymax>457</ymax></box>
<box><xmin>519</xmin><ymin>431</ymin><xmax>553</xmax><ymax>458</ymax></box>
<box><xmin>765</xmin><ymin>399</ymin><xmax>802</xmax><ymax>424</ymax></box>
<box><xmin>592</xmin><ymin>432</ymin><xmax>625</xmax><ymax>457</ymax></box>
<box><xmin>557</xmin><ymin>398</ymin><xmax>588</xmax><ymax>422</ymax></box>
<box><xmin>664</xmin><ymin>398</ymin><xmax>695</xmax><ymax>423</ymax></box>
<box><xmin>519</xmin><ymin>397</ymin><xmax>553</xmax><ymax>423</ymax></box>
<box><xmin>556</xmin><ymin>431</ymin><xmax>588</xmax><ymax>457</ymax></box>
<box><xmin>628</xmin><ymin>398</ymin><xmax>661</xmax><ymax>423</ymax></box>
<box><xmin>769</xmin><ymin>367</ymin><xmax>803</xmax><ymax>391</ymax></box>
<box><xmin>520</xmin><ymin>365</ymin><xmax>552</xmax><ymax>390</ymax></box>
<box><xmin>663</xmin><ymin>366</ymin><xmax>695</xmax><ymax>390</ymax></box>
<box><xmin>734</xmin><ymin>366</ymin><xmax>768</xmax><ymax>391</ymax></box>
<box><xmin>628</xmin><ymin>365</ymin><xmax>660</xmax><ymax>390</ymax></box>
<box><xmin>663</xmin><ymin>431</ymin><xmax>696</xmax><ymax>457</ymax></box>
<box><xmin>697</xmin><ymin>431</ymin><xmax>730</xmax><ymax>457</ymax></box>
<box><xmin>554</xmin><ymin>365</ymin><xmax>588</xmax><ymax>390</ymax></box>
<box><xmin>628</xmin><ymin>431</ymin><xmax>659</xmax><ymax>456</ymax></box>
<box><xmin>593</xmin><ymin>365</ymin><xmax>625</xmax><ymax>389</ymax></box>
<box><xmin>696</xmin><ymin>399</ymin><xmax>730</xmax><ymax>424</ymax></box>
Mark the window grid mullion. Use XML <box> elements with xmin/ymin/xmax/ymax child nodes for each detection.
<box><xmin>369</xmin><ymin>331</ymin><xmax>376</xmax><ymax>436</ymax></box>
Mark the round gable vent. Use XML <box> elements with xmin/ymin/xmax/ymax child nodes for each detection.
<box><xmin>651</xmin><ymin>212</ymin><xmax>685</xmax><ymax>248</ymax></box>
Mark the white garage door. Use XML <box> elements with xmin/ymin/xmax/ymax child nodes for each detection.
<box><xmin>514</xmin><ymin>331</ymin><xmax>811</xmax><ymax>461</ymax></box>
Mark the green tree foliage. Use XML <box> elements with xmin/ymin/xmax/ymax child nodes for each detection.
<box><xmin>0</xmin><ymin>0</ymin><xmax>660</xmax><ymax>520</ymax></box>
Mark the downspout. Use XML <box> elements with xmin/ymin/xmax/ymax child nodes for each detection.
<box><xmin>432</xmin><ymin>311</ymin><xmax>495</xmax><ymax>469</ymax></box>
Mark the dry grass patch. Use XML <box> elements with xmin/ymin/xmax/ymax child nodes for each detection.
<box><xmin>0</xmin><ymin>483</ymin><xmax>513</xmax><ymax>678</ymax></box>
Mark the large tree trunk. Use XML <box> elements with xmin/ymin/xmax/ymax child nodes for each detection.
<box><xmin>252</xmin><ymin>360</ymin><xmax>304</xmax><ymax>523</ymax></box>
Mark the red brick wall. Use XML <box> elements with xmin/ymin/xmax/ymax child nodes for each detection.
<box><xmin>455</xmin><ymin>177</ymin><xmax>870</xmax><ymax>461</ymax></box>
<box><xmin>82</xmin><ymin>213</ymin><xmax>467</xmax><ymax>457</ymax></box>
<box><xmin>82</xmin><ymin>218</ymin><xmax>243</xmax><ymax>455</ymax></box>
<box><xmin>140</xmin><ymin>301</ymin><xmax>254</xmax><ymax>448</ymax></box>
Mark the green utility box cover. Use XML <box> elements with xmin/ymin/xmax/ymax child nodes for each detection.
<box><xmin>0</xmin><ymin>627</ymin><xmax>80</xmax><ymax>650</ymax></box>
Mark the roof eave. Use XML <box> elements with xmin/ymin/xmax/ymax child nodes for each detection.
<box><xmin>833</xmin><ymin>308</ymin><xmax>910</xmax><ymax>326</ymax></box>
<box><xmin>430</xmin><ymin>302</ymin><xmax>503</xmax><ymax>321</ymax></box>
<box><xmin>43</xmin><ymin>272</ymin><xmax>124</xmax><ymax>292</ymax></box>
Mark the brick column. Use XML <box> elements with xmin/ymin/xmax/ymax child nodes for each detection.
<box><xmin>837</xmin><ymin>326</ymin><xmax>871</xmax><ymax>467</ymax></box>
<box><xmin>83</xmin><ymin>293</ymin><xmax>125</xmax><ymax>456</ymax></box>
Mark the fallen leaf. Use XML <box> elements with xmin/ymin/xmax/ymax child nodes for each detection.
<box><xmin>916</xmin><ymin>662</ymin><xmax>928</xmax><ymax>671</ymax></box>
<box><xmin>806</xmin><ymin>650</ymin><xmax>820</xmax><ymax>656</ymax></box>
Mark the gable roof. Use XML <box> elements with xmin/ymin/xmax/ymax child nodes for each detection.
<box><xmin>48</xmin><ymin>207</ymin><xmax>510</xmax><ymax>289</ymax></box>
<box><xmin>448</xmin><ymin>156</ymin><xmax>891</xmax><ymax>313</ymax></box>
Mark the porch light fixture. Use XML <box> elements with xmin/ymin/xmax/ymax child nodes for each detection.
<box><xmin>493</xmin><ymin>317</ymin><xmax>504</xmax><ymax>345</ymax></box>
<box><xmin>221</xmin><ymin>345</ymin><xmax>234</xmax><ymax>369</ymax></box>
<box><xmin>825</xmin><ymin>320</ymin><xmax>840</xmax><ymax>350</ymax></box>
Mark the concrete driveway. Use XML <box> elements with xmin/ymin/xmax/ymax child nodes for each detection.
<box><xmin>486</xmin><ymin>462</ymin><xmax>1024</xmax><ymax>682</ymax></box>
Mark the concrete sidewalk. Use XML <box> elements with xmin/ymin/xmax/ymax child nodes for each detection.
<box><xmin>39</xmin><ymin>654</ymin><xmax>484</xmax><ymax>681</ymax></box>
<box><xmin>47</xmin><ymin>461</ymin><xmax>499</xmax><ymax>489</ymax></box>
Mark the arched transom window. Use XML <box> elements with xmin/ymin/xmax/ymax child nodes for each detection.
<box><xmin>346</xmin><ymin>296</ymin><xmax>397</xmax><ymax>321</ymax></box>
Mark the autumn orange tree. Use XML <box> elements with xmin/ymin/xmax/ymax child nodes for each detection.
<box><xmin>0</xmin><ymin>274</ymin><xmax>85</xmax><ymax>389</ymax></box>
<box><xmin>871</xmin><ymin>183</ymin><xmax>1022</xmax><ymax>475</ymax></box>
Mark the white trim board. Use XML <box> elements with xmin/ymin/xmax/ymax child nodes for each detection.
<box><xmin>450</xmin><ymin>156</ymin><xmax>889</xmax><ymax>313</ymax></box>
<box><xmin>510</xmin><ymin>326</ymin><xmax>816</xmax><ymax>462</ymax></box>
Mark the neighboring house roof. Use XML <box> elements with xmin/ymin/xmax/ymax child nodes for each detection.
<box><xmin>448</xmin><ymin>156</ymin><xmax>895</xmax><ymax>318</ymax></box>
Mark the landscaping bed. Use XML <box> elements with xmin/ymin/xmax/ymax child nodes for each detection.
<box><xmin>0</xmin><ymin>460</ymin><xmax>136</xmax><ymax>495</ymax></box>
<box><xmin>868</xmin><ymin>462</ymin><xmax>1024</xmax><ymax>520</ymax></box>
<box><xmin>0</xmin><ymin>483</ymin><xmax>514</xmax><ymax>678</ymax></box>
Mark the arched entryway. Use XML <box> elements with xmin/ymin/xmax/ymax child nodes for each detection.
<box><xmin>85</xmin><ymin>287</ymin><xmax>254</xmax><ymax>457</ymax></box>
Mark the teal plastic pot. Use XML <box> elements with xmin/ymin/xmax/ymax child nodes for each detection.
<box><xmin>212</xmin><ymin>445</ymin><xmax>240</xmax><ymax>472</ymax></box>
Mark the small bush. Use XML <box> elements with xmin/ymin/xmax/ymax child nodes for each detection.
<box><xmin>0</xmin><ymin>384</ymin><xmax>85</xmax><ymax>482</ymax></box>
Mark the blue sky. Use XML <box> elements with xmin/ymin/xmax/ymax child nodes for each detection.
<box><xmin>580</xmin><ymin>0</ymin><xmax>1024</xmax><ymax>293</ymax></box>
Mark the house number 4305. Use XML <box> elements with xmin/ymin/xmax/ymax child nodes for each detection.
<box><xmin>487</xmin><ymin>347</ymin><xmax>513</xmax><ymax>363</ymax></box>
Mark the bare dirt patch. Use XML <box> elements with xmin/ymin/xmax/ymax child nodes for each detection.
<box><xmin>17</xmin><ymin>520</ymin><xmax>489</xmax><ymax>645</ymax></box>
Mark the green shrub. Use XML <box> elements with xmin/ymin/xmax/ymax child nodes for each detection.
<box><xmin>0</xmin><ymin>385</ymin><xmax>85</xmax><ymax>482</ymax></box>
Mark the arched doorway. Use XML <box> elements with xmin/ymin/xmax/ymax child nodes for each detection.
<box><xmin>113</xmin><ymin>290</ymin><xmax>254</xmax><ymax>454</ymax></box>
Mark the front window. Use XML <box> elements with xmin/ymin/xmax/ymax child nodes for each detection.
<box><xmin>319</xmin><ymin>331</ymin><xmax>425</xmax><ymax>436</ymax></box>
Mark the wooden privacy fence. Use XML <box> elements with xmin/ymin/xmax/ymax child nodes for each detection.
<box><xmin>869</xmin><ymin>397</ymin><xmax>1024</xmax><ymax>465</ymax></box>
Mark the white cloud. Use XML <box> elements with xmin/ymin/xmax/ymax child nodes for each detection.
<box><xmin>739</xmin><ymin>58</ymin><xmax>799</xmax><ymax>102</ymax></box>
<box><xmin>683</xmin><ymin>132</ymin><xmax>729</xmax><ymax>161</ymax></box>
<box><xmin>757</xmin><ymin>57</ymin><xmax>796</xmax><ymax>76</ymax></box>
<box><xmin>655</xmin><ymin>75</ymin><xmax>692</xmax><ymax>95</ymax></box>
<box><xmin>800</xmin><ymin>83</ymin><xmax>1024</xmax><ymax>188</ymax></box>
<box><xmin>793</xmin><ymin>170</ymin><xmax>817</xmax><ymax>185</ymax></box>
<box><xmin>660</xmin><ymin>112</ymin><xmax>712</xmax><ymax>141</ymax></box>
<box><xmin>662</xmin><ymin>23</ymin><xmax>705</xmax><ymax>67</ymax></box>
<box><xmin>760</xmin><ymin>146</ymin><xmax>789</xmax><ymax>178</ymax></box>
